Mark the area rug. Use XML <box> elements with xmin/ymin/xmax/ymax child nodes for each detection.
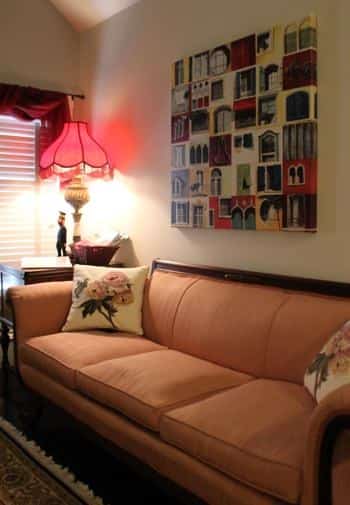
<box><xmin>0</xmin><ymin>417</ymin><xmax>105</xmax><ymax>505</ymax></box>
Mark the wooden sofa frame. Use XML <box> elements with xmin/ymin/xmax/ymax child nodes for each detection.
<box><xmin>4</xmin><ymin>258</ymin><xmax>350</xmax><ymax>505</ymax></box>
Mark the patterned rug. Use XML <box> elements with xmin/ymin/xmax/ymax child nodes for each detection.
<box><xmin>0</xmin><ymin>417</ymin><xmax>105</xmax><ymax>505</ymax></box>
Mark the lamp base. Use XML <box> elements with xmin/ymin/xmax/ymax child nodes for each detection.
<box><xmin>72</xmin><ymin>211</ymin><xmax>82</xmax><ymax>243</ymax></box>
<box><xmin>64</xmin><ymin>175</ymin><xmax>90</xmax><ymax>243</ymax></box>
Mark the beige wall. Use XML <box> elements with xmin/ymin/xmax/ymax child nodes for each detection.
<box><xmin>77</xmin><ymin>0</ymin><xmax>350</xmax><ymax>281</ymax></box>
<box><xmin>1</xmin><ymin>0</ymin><xmax>79</xmax><ymax>93</ymax></box>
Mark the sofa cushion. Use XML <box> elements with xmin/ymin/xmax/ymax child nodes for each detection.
<box><xmin>77</xmin><ymin>350</ymin><xmax>252</xmax><ymax>431</ymax></box>
<box><xmin>171</xmin><ymin>277</ymin><xmax>288</xmax><ymax>376</ymax></box>
<box><xmin>160</xmin><ymin>379</ymin><xmax>316</xmax><ymax>504</ymax></box>
<box><xmin>21</xmin><ymin>331</ymin><xmax>165</xmax><ymax>390</ymax></box>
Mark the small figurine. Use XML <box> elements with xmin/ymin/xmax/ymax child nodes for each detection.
<box><xmin>56</xmin><ymin>211</ymin><xmax>67</xmax><ymax>257</ymax></box>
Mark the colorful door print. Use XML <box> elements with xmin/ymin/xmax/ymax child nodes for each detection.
<box><xmin>232</xmin><ymin>207</ymin><xmax>243</xmax><ymax>229</ymax></box>
<box><xmin>245</xmin><ymin>207</ymin><xmax>256</xmax><ymax>230</ymax></box>
<box><xmin>171</xmin><ymin>14</ymin><xmax>318</xmax><ymax>232</ymax></box>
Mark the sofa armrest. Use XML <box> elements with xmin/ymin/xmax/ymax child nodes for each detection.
<box><xmin>8</xmin><ymin>281</ymin><xmax>73</xmax><ymax>345</ymax></box>
<box><xmin>303</xmin><ymin>384</ymin><xmax>350</xmax><ymax>505</ymax></box>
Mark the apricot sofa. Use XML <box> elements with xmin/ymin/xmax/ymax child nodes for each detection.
<box><xmin>8</xmin><ymin>260</ymin><xmax>350</xmax><ymax>505</ymax></box>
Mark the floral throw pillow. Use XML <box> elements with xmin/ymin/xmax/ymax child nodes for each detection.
<box><xmin>62</xmin><ymin>265</ymin><xmax>149</xmax><ymax>335</ymax></box>
<box><xmin>304</xmin><ymin>321</ymin><xmax>350</xmax><ymax>403</ymax></box>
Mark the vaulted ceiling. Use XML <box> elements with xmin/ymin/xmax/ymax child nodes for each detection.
<box><xmin>49</xmin><ymin>0</ymin><xmax>141</xmax><ymax>32</ymax></box>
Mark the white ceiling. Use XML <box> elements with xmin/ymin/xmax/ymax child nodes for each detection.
<box><xmin>49</xmin><ymin>0</ymin><xmax>141</xmax><ymax>32</ymax></box>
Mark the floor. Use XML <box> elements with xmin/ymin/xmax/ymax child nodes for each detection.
<box><xmin>0</xmin><ymin>344</ymin><xmax>184</xmax><ymax>505</ymax></box>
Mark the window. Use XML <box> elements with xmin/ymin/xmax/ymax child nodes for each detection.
<box><xmin>287</xmin><ymin>195</ymin><xmax>305</xmax><ymax>227</ymax></box>
<box><xmin>193</xmin><ymin>205</ymin><xmax>204</xmax><ymax>227</ymax></box>
<box><xmin>211</xmin><ymin>80</ymin><xmax>224</xmax><ymax>101</ymax></box>
<box><xmin>202</xmin><ymin>144</ymin><xmax>209</xmax><ymax>163</ymax></box>
<box><xmin>172</xmin><ymin>176</ymin><xmax>184</xmax><ymax>197</ymax></box>
<box><xmin>190</xmin><ymin>143</ymin><xmax>208</xmax><ymax>165</ymax></box>
<box><xmin>299</xmin><ymin>17</ymin><xmax>317</xmax><ymax>50</ymax></box>
<box><xmin>175</xmin><ymin>201</ymin><xmax>189</xmax><ymax>225</ymax></box>
<box><xmin>283</xmin><ymin>123</ymin><xmax>317</xmax><ymax>160</ymax></box>
<box><xmin>210</xmin><ymin>168</ymin><xmax>222</xmax><ymax>195</ymax></box>
<box><xmin>172</xmin><ymin>86</ymin><xmax>189</xmax><ymax>115</ymax></box>
<box><xmin>0</xmin><ymin>115</ymin><xmax>57</xmax><ymax>266</ymax></box>
<box><xmin>172</xmin><ymin>145</ymin><xmax>186</xmax><ymax>168</ymax></box>
<box><xmin>260</xmin><ymin>64</ymin><xmax>280</xmax><ymax>93</ymax></box>
<box><xmin>285</xmin><ymin>24</ymin><xmax>298</xmax><ymax>54</ymax></box>
<box><xmin>191</xmin><ymin>110</ymin><xmax>209</xmax><ymax>134</ymax></box>
<box><xmin>219</xmin><ymin>198</ymin><xmax>231</xmax><ymax>217</ymax></box>
<box><xmin>192</xmin><ymin>52</ymin><xmax>209</xmax><ymax>81</ymax></box>
<box><xmin>196</xmin><ymin>170</ymin><xmax>204</xmax><ymax>191</ymax></box>
<box><xmin>209</xmin><ymin>209</ymin><xmax>215</xmax><ymax>227</ymax></box>
<box><xmin>234</xmin><ymin>136</ymin><xmax>243</xmax><ymax>149</ymax></box>
<box><xmin>244</xmin><ymin>133</ymin><xmax>253</xmax><ymax>148</ymax></box>
<box><xmin>175</xmin><ymin>60</ymin><xmax>184</xmax><ymax>86</ymax></box>
<box><xmin>257</xmin><ymin>31</ymin><xmax>273</xmax><ymax>54</ymax></box>
<box><xmin>235</xmin><ymin>134</ymin><xmax>254</xmax><ymax>149</ymax></box>
<box><xmin>297</xmin><ymin>165</ymin><xmax>304</xmax><ymax>184</ymax></box>
<box><xmin>259</xmin><ymin>96</ymin><xmax>277</xmax><ymax>125</ymax></box>
<box><xmin>234</xmin><ymin>103</ymin><xmax>256</xmax><ymax>129</ymax></box>
<box><xmin>214</xmin><ymin>107</ymin><xmax>232</xmax><ymax>133</ymax></box>
<box><xmin>287</xmin><ymin>91</ymin><xmax>310</xmax><ymax>122</ymax></box>
<box><xmin>289</xmin><ymin>166</ymin><xmax>296</xmax><ymax>185</ymax></box>
<box><xmin>259</xmin><ymin>131</ymin><xmax>279</xmax><ymax>162</ymax></box>
<box><xmin>285</xmin><ymin>18</ymin><xmax>316</xmax><ymax>55</ymax></box>
<box><xmin>210</xmin><ymin>135</ymin><xmax>231</xmax><ymax>165</ymax></box>
<box><xmin>172</xmin><ymin>115</ymin><xmax>188</xmax><ymax>143</ymax></box>
<box><xmin>257</xmin><ymin>164</ymin><xmax>281</xmax><ymax>192</ymax></box>
<box><xmin>190</xmin><ymin>146</ymin><xmax>196</xmax><ymax>164</ymax></box>
<box><xmin>259</xmin><ymin>198</ymin><xmax>281</xmax><ymax>225</ymax></box>
<box><xmin>210</xmin><ymin>46</ymin><xmax>230</xmax><ymax>75</ymax></box>
<box><xmin>237</xmin><ymin>164</ymin><xmax>251</xmax><ymax>195</ymax></box>
<box><xmin>235</xmin><ymin>68</ymin><xmax>256</xmax><ymax>99</ymax></box>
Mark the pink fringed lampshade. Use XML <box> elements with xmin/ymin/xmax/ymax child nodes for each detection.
<box><xmin>40</xmin><ymin>121</ymin><xmax>110</xmax><ymax>180</ymax></box>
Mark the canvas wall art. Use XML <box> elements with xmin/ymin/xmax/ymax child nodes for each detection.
<box><xmin>170</xmin><ymin>15</ymin><xmax>318</xmax><ymax>232</ymax></box>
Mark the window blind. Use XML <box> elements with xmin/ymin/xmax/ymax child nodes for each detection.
<box><xmin>0</xmin><ymin>115</ymin><xmax>57</xmax><ymax>267</ymax></box>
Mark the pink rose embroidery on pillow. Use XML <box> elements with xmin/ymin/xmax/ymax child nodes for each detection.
<box><xmin>304</xmin><ymin>320</ymin><xmax>350</xmax><ymax>403</ymax></box>
<box><xmin>75</xmin><ymin>271</ymin><xmax>133</xmax><ymax>330</ymax></box>
<box><xmin>63</xmin><ymin>265</ymin><xmax>149</xmax><ymax>335</ymax></box>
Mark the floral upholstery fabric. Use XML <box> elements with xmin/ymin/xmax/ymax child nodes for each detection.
<box><xmin>63</xmin><ymin>265</ymin><xmax>148</xmax><ymax>335</ymax></box>
<box><xmin>304</xmin><ymin>320</ymin><xmax>350</xmax><ymax>402</ymax></box>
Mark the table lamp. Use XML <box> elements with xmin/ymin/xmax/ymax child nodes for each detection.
<box><xmin>40</xmin><ymin>121</ymin><xmax>110</xmax><ymax>242</ymax></box>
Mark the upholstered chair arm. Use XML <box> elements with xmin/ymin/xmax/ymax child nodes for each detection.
<box><xmin>302</xmin><ymin>384</ymin><xmax>350</xmax><ymax>505</ymax></box>
<box><xmin>8</xmin><ymin>281</ymin><xmax>73</xmax><ymax>345</ymax></box>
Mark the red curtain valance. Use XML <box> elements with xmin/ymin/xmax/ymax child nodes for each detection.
<box><xmin>0</xmin><ymin>83</ymin><xmax>71</xmax><ymax>178</ymax></box>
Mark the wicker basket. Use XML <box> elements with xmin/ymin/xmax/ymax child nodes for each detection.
<box><xmin>71</xmin><ymin>244</ymin><xmax>119</xmax><ymax>266</ymax></box>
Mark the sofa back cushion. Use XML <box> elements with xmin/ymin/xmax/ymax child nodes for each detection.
<box><xmin>265</xmin><ymin>293</ymin><xmax>350</xmax><ymax>384</ymax></box>
<box><xmin>172</xmin><ymin>277</ymin><xmax>287</xmax><ymax>377</ymax></box>
<box><xmin>143</xmin><ymin>270</ymin><xmax>350</xmax><ymax>383</ymax></box>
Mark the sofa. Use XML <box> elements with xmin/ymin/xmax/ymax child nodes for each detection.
<box><xmin>7</xmin><ymin>260</ymin><xmax>350</xmax><ymax>505</ymax></box>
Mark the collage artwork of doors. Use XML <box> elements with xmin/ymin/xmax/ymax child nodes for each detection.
<box><xmin>170</xmin><ymin>15</ymin><xmax>318</xmax><ymax>232</ymax></box>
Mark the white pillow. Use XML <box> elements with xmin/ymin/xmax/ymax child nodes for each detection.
<box><xmin>304</xmin><ymin>320</ymin><xmax>350</xmax><ymax>403</ymax></box>
<box><xmin>63</xmin><ymin>265</ymin><xmax>149</xmax><ymax>335</ymax></box>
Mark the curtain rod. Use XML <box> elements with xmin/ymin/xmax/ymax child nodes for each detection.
<box><xmin>0</xmin><ymin>82</ymin><xmax>85</xmax><ymax>100</ymax></box>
